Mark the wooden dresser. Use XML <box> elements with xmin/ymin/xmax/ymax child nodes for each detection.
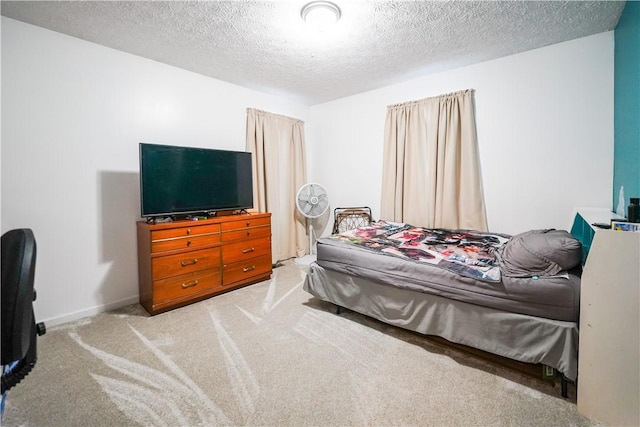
<box><xmin>137</xmin><ymin>212</ymin><xmax>272</xmax><ymax>315</ymax></box>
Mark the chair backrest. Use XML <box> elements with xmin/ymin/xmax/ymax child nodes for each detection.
<box><xmin>1</xmin><ymin>229</ymin><xmax>37</xmax><ymax>365</ymax></box>
<box><xmin>332</xmin><ymin>207</ymin><xmax>373</xmax><ymax>234</ymax></box>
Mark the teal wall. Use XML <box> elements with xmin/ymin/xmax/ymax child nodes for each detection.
<box><xmin>613</xmin><ymin>1</ymin><xmax>640</xmax><ymax>215</ymax></box>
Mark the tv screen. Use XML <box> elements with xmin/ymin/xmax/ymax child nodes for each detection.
<box><xmin>139</xmin><ymin>143</ymin><xmax>253</xmax><ymax>218</ymax></box>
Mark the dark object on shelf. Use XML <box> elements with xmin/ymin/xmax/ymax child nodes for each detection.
<box><xmin>628</xmin><ymin>198</ymin><xmax>639</xmax><ymax>223</ymax></box>
<box><xmin>1</xmin><ymin>229</ymin><xmax>46</xmax><ymax>394</ymax></box>
<box><xmin>592</xmin><ymin>222</ymin><xmax>611</xmax><ymax>229</ymax></box>
<box><xmin>332</xmin><ymin>207</ymin><xmax>373</xmax><ymax>234</ymax></box>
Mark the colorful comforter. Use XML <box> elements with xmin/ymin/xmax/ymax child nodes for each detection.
<box><xmin>326</xmin><ymin>220</ymin><xmax>509</xmax><ymax>282</ymax></box>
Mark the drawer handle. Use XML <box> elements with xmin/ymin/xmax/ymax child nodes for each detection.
<box><xmin>246</xmin><ymin>221</ymin><xmax>250</xmax><ymax>226</ymax></box>
<box><xmin>243</xmin><ymin>265</ymin><xmax>256</xmax><ymax>273</ymax></box>
<box><xmin>242</xmin><ymin>247</ymin><xmax>255</xmax><ymax>254</ymax></box>
<box><xmin>182</xmin><ymin>280</ymin><xmax>199</xmax><ymax>289</ymax></box>
<box><xmin>181</xmin><ymin>259</ymin><xmax>198</xmax><ymax>267</ymax></box>
<box><xmin>246</xmin><ymin>231</ymin><xmax>251</xmax><ymax>236</ymax></box>
<box><xmin>186</xmin><ymin>229</ymin><xmax>191</xmax><ymax>235</ymax></box>
<box><xmin>186</xmin><ymin>240</ymin><xmax>192</xmax><ymax>246</ymax></box>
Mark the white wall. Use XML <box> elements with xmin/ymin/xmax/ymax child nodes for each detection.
<box><xmin>2</xmin><ymin>17</ymin><xmax>616</xmax><ymax>326</ymax></box>
<box><xmin>1</xmin><ymin>18</ymin><xmax>308</xmax><ymax>325</ymax></box>
<box><xmin>307</xmin><ymin>32</ymin><xmax>614</xmax><ymax>236</ymax></box>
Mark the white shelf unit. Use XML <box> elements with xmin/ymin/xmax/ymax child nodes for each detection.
<box><xmin>577</xmin><ymin>229</ymin><xmax>640</xmax><ymax>426</ymax></box>
<box><xmin>570</xmin><ymin>208</ymin><xmax>625</xmax><ymax>264</ymax></box>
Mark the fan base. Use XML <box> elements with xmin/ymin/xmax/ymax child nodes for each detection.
<box><xmin>294</xmin><ymin>254</ymin><xmax>317</xmax><ymax>266</ymax></box>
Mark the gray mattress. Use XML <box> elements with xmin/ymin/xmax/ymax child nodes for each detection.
<box><xmin>304</xmin><ymin>263</ymin><xmax>579</xmax><ymax>381</ymax></box>
<box><xmin>316</xmin><ymin>236</ymin><xmax>580</xmax><ymax>322</ymax></box>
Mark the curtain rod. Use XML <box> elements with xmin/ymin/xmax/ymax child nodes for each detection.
<box><xmin>387</xmin><ymin>88</ymin><xmax>474</xmax><ymax>109</ymax></box>
<box><xmin>246</xmin><ymin>108</ymin><xmax>305</xmax><ymax>124</ymax></box>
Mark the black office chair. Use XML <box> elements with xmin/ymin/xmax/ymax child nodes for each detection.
<box><xmin>1</xmin><ymin>229</ymin><xmax>46</xmax><ymax>394</ymax></box>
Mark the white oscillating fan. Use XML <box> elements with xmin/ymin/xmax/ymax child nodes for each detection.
<box><xmin>295</xmin><ymin>183</ymin><xmax>329</xmax><ymax>265</ymax></box>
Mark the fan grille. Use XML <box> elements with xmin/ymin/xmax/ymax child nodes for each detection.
<box><xmin>296</xmin><ymin>183</ymin><xmax>329</xmax><ymax>218</ymax></box>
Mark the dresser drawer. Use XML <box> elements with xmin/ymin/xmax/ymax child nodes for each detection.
<box><xmin>152</xmin><ymin>269</ymin><xmax>221</xmax><ymax>304</ymax></box>
<box><xmin>151</xmin><ymin>233</ymin><xmax>220</xmax><ymax>253</ymax></box>
<box><xmin>223</xmin><ymin>238</ymin><xmax>271</xmax><ymax>264</ymax></box>
<box><xmin>221</xmin><ymin>216</ymin><xmax>271</xmax><ymax>232</ymax></box>
<box><xmin>222</xmin><ymin>225</ymin><xmax>270</xmax><ymax>243</ymax></box>
<box><xmin>152</xmin><ymin>224</ymin><xmax>220</xmax><ymax>240</ymax></box>
<box><xmin>223</xmin><ymin>254</ymin><xmax>272</xmax><ymax>285</ymax></box>
<box><xmin>152</xmin><ymin>247</ymin><xmax>221</xmax><ymax>279</ymax></box>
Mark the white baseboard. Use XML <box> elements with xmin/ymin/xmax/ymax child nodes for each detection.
<box><xmin>40</xmin><ymin>296</ymin><xmax>140</xmax><ymax>328</ymax></box>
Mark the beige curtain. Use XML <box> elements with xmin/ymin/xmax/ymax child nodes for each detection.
<box><xmin>246</xmin><ymin>108</ymin><xmax>308</xmax><ymax>262</ymax></box>
<box><xmin>381</xmin><ymin>89</ymin><xmax>488</xmax><ymax>231</ymax></box>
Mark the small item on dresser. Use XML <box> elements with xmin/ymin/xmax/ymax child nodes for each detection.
<box><xmin>592</xmin><ymin>222</ymin><xmax>611</xmax><ymax>229</ymax></box>
<box><xmin>627</xmin><ymin>197</ymin><xmax>639</xmax><ymax>223</ymax></box>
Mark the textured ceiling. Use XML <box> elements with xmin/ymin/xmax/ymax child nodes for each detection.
<box><xmin>1</xmin><ymin>1</ymin><xmax>625</xmax><ymax>105</ymax></box>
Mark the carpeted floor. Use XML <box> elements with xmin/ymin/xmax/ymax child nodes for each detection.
<box><xmin>2</xmin><ymin>261</ymin><xmax>601</xmax><ymax>426</ymax></box>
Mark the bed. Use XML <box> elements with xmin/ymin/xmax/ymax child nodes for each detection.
<box><xmin>303</xmin><ymin>221</ymin><xmax>583</xmax><ymax>397</ymax></box>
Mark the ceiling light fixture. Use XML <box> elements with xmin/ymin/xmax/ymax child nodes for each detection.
<box><xmin>301</xmin><ymin>1</ymin><xmax>341</xmax><ymax>28</ymax></box>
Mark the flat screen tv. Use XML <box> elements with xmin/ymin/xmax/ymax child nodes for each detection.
<box><xmin>139</xmin><ymin>143</ymin><xmax>253</xmax><ymax>218</ymax></box>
